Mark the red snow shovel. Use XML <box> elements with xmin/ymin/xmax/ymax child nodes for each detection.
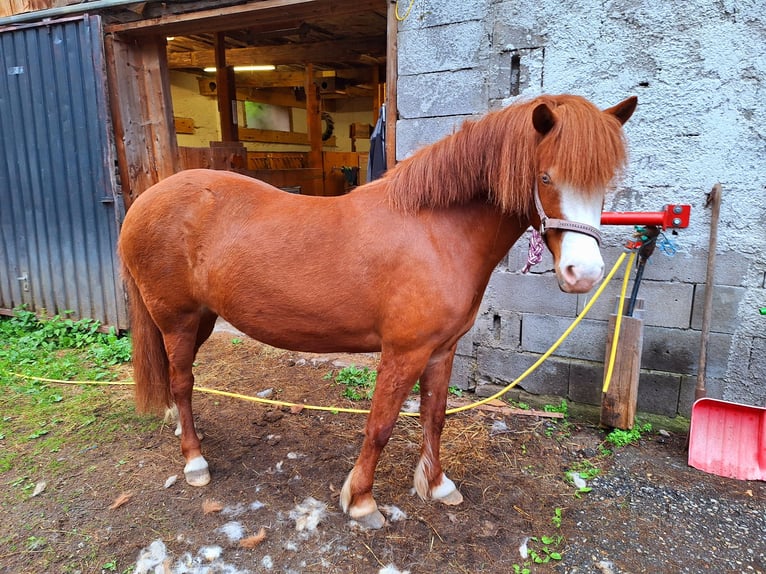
<box><xmin>688</xmin><ymin>398</ymin><xmax>766</xmax><ymax>481</ymax></box>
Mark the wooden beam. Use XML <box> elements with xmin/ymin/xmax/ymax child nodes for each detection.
<box><xmin>198</xmin><ymin>79</ymin><xmax>306</xmax><ymax>108</ymax></box>
<box><xmin>304</xmin><ymin>63</ymin><xmax>323</xmax><ymax>195</ymax></box>
<box><xmin>239</xmin><ymin>127</ymin><xmax>335</xmax><ymax>147</ymax></box>
<box><xmin>214</xmin><ymin>32</ymin><xmax>237</xmax><ymax>141</ymax></box>
<box><xmin>167</xmin><ymin>36</ymin><xmax>386</xmax><ymax>69</ymax></box>
<box><xmin>385</xmin><ymin>0</ymin><xmax>397</xmax><ymax>168</ymax></box>
<box><xmin>106</xmin><ymin>0</ymin><xmax>387</xmax><ymax>37</ymax></box>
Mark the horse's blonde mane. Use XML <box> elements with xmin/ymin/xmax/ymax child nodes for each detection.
<box><xmin>385</xmin><ymin>94</ymin><xmax>628</xmax><ymax>216</ymax></box>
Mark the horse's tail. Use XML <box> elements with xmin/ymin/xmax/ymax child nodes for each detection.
<box><xmin>121</xmin><ymin>263</ymin><xmax>172</xmax><ymax>415</ymax></box>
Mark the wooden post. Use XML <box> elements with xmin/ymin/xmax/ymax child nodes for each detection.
<box><xmin>304</xmin><ymin>63</ymin><xmax>323</xmax><ymax>195</ymax></box>
<box><xmin>600</xmin><ymin>298</ymin><xmax>644</xmax><ymax>429</ymax></box>
<box><xmin>385</xmin><ymin>0</ymin><xmax>398</xmax><ymax>168</ymax></box>
<box><xmin>214</xmin><ymin>32</ymin><xmax>237</xmax><ymax>142</ymax></box>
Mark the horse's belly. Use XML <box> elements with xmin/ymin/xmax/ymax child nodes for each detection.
<box><xmin>218</xmin><ymin>304</ymin><xmax>382</xmax><ymax>355</ymax></box>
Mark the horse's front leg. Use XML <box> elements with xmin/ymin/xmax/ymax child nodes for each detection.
<box><xmin>164</xmin><ymin>328</ymin><xmax>210</xmax><ymax>487</ymax></box>
<box><xmin>414</xmin><ymin>345</ymin><xmax>463</xmax><ymax>506</ymax></box>
<box><xmin>340</xmin><ymin>350</ymin><xmax>429</xmax><ymax>529</ymax></box>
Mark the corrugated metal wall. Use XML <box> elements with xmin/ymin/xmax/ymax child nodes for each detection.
<box><xmin>0</xmin><ymin>15</ymin><xmax>127</xmax><ymax>328</ymax></box>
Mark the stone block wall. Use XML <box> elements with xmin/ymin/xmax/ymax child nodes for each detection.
<box><xmin>397</xmin><ymin>0</ymin><xmax>766</xmax><ymax>416</ymax></box>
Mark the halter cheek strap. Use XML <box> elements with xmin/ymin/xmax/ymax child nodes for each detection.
<box><xmin>533</xmin><ymin>183</ymin><xmax>603</xmax><ymax>246</ymax></box>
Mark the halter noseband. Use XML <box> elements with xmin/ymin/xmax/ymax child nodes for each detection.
<box><xmin>533</xmin><ymin>183</ymin><xmax>603</xmax><ymax>246</ymax></box>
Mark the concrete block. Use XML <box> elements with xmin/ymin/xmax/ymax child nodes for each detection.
<box><xmin>508</xmin><ymin>352</ymin><xmax>570</xmax><ymax>396</ymax></box>
<box><xmin>576</xmin><ymin>280</ymin><xmax>694</xmax><ymax>329</ymax></box>
<box><xmin>491</xmin><ymin>20</ymin><xmax>546</xmax><ymax>51</ymax></box>
<box><xmin>749</xmin><ymin>337</ymin><xmax>766</xmax><ymax>380</ymax></box>
<box><xmin>398</xmin><ymin>69</ymin><xmax>488</xmax><ymax>119</ymax></box>
<box><xmin>641</xmin><ymin>327</ymin><xmax>732</xmax><ymax>378</ymax></box>
<box><xmin>472</xmin><ymin>310</ymin><xmax>522</xmax><ymax>349</ymax></box>
<box><xmin>520</xmin><ymin>315</ymin><xmax>608</xmax><ymax>361</ymax></box>
<box><xmin>690</xmin><ymin>284</ymin><xmax>746</xmax><ymax>334</ymax></box>
<box><xmin>484</xmin><ymin>271</ymin><xmax>578</xmax><ymax>316</ymax></box>
<box><xmin>449</xmin><ymin>354</ymin><xmax>475</xmax><ymax>391</ymax></box>
<box><xmin>505</xmin><ymin>232</ymin><xmax>555</xmax><ymax>273</ymax></box>
<box><xmin>399</xmin><ymin>21</ymin><xmax>486</xmax><ymax>75</ymax></box>
<box><xmin>455</xmin><ymin>328</ymin><xmax>476</xmax><ymax>356</ymax></box>
<box><xmin>568</xmin><ymin>362</ymin><xmax>605</xmax><ymax>406</ymax></box>
<box><xmin>397</xmin><ymin>0</ymin><xmax>491</xmax><ymax>31</ymax></box>
<box><xmin>476</xmin><ymin>346</ymin><xmax>570</xmax><ymax>396</ymax></box>
<box><xmin>636</xmin><ymin>372</ymin><xmax>682</xmax><ymax>417</ymax></box>
<box><xmin>651</xmin><ymin>249</ymin><xmax>749</xmax><ymax>287</ymax></box>
<box><xmin>396</xmin><ymin>116</ymin><xmax>474</xmax><ymax>160</ymax></box>
<box><xmin>488</xmin><ymin>46</ymin><xmax>545</xmax><ymax>102</ymax></box>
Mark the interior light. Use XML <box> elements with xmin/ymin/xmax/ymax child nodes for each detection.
<box><xmin>203</xmin><ymin>65</ymin><xmax>276</xmax><ymax>73</ymax></box>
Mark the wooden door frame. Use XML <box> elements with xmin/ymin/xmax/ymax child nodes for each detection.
<box><xmin>104</xmin><ymin>0</ymin><xmax>397</xmax><ymax>204</ymax></box>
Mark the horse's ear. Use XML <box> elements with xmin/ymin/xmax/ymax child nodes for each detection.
<box><xmin>604</xmin><ymin>96</ymin><xmax>638</xmax><ymax>125</ymax></box>
<box><xmin>532</xmin><ymin>103</ymin><xmax>557</xmax><ymax>135</ymax></box>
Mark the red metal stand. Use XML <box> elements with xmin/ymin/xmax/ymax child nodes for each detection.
<box><xmin>601</xmin><ymin>204</ymin><xmax>691</xmax><ymax>229</ymax></box>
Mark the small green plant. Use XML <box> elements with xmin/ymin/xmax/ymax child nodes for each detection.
<box><xmin>605</xmin><ymin>422</ymin><xmax>652</xmax><ymax>448</ymax></box>
<box><xmin>325</xmin><ymin>365</ymin><xmax>377</xmax><ymax>400</ymax></box>
<box><xmin>527</xmin><ymin>535</ymin><xmax>564</xmax><ymax>563</ymax></box>
<box><xmin>102</xmin><ymin>559</ymin><xmax>118</xmax><ymax>572</ymax></box>
<box><xmin>448</xmin><ymin>385</ymin><xmax>464</xmax><ymax>397</ymax></box>
<box><xmin>513</xmin><ymin>509</ymin><xmax>566</xmax><ymax>571</ymax></box>
<box><xmin>551</xmin><ymin>507</ymin><xmax>563</xmax><ymax>528</ymax></box>
<box><xmin>543</xmin><ymin>399</ymin><xmax>569</xmax><ymax>416</ymax></box>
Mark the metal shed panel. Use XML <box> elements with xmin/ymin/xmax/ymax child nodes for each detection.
<box><xmin>0</xmin><ymin>15</ymin><xmax>126</xmax><ymax>328</ymax></box>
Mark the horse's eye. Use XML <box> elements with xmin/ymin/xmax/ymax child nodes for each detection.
<box><xmin>541</xmin><ymin>173</ymin><xmax>552</xmax><ymax>185</ymax></box>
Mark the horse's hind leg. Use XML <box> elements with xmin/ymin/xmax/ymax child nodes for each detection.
<box><xmin>171</xmin><ymin>309</ymin><xmax>218</xmax><ymax>438</ymax></box>
<box><xmin>162</xmin><ymin>314</ymin><xmax>211</xmax><ymax>486</ymax></box>
<box><xmin>340</xmin><ymin>350</ymin><xmax>430</xmax><ymax>528</ymax></box>
<box><xmin>414</xmin><ymin>345</ymin><xmax>463</xmax><ymax>506</ymax></box>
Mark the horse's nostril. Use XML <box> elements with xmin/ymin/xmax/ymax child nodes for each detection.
<box><xmin>563</xmin><ymin>265</ymin><xmax>578</xmax><ymax>284</ymax></box>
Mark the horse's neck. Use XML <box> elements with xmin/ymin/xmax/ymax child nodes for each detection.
<box><xmin>435</xmin><ymin>200</ymin><xmax>531</xmax><ymax>276</ymax></box>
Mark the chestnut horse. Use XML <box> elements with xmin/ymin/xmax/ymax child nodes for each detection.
<box><xmin>118</xmin><ymin>94</ymin><xmax>637</xmax><ymax>528</ymax></box>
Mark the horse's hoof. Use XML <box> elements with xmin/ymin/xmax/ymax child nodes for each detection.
<box><xmin>184</xmin><ymin>456</ymin><xmax>211</xmax><ymax>487</ymax></box>
<box><xmin>431</xmin><ymin>474</ymin><xmax>463</xmax><ymax>506</ymax></box>
<box><xmin>436</xmin><ymin>488</ymin><xmax>464</xmax><ymax>506</ymax></box>
<box><xmin>353</xmin><ymin>509</ymin><xmax>386</xmax><ymax>529</ymax></box>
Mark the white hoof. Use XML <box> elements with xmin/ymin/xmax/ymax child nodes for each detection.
<box><xmin>184</xmin><ymin>456</ymin><xmax>211</xmax><ymax>487</ymax></box>
<box><xmin>431</xmin><ymin>474</ymin><xmax>463</xmax><ymax>506</ymax></box>
<box><xmin>353</xmin><ymin>508</ymin><xmax>386</xmax><ymax>529</ymax></box>
<box><xmin>341</xmin><ymin>469</ymin><xmax>385</xmax><ymax>529</ymax></box>
<box><xmin>414</xmin><ymin>458</ymin><xmax>463</xmax><ymax>505</ymax></box>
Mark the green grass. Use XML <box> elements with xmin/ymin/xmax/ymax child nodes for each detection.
<box><xmin>0</xmin><ymin>307</ymin><xmax>156</xmax><ymax>487</ymax></box>
<box><xmin>324</xmin><ymin>365</ymin><xmax>377</xmax><ymax>400</ymax></box>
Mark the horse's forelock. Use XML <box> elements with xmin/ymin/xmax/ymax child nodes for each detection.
<box><xmin>536</xmin><ymin>95</ymin><xmax>628</xmax><ymax>195</ymax></box>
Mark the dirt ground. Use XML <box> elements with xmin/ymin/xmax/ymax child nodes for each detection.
<box><xmin>1</xmin><ymin>331</ymin><xmax>764</xmax><ymax>574</ymax></box>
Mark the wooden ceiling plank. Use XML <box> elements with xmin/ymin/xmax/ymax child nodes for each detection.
<box><xmin>106</xmin><ymin>0</ymin><xmax>387</xmax><ymax>38</ymax></box>
<box><xmin>167</xmin><ymin>35</ymin><xmax>385</xmax><ymax>69</ymax></box>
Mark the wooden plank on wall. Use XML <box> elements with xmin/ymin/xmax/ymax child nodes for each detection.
<box><xmin>174</xmin><ymin>116</ymin><xmax>195</xmax><ymax>134</ymax></box>
<box><xmin>238</xmin><ymin>127</ymin><xmax>335</xmax><ymax>147</ymax></box>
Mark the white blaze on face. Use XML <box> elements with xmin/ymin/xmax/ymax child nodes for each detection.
<box><xmin>556</xmin><ymin>185</ymin><xmax>604</xmax><ymax>293</ymax></box>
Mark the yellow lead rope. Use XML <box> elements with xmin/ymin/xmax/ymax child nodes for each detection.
<box><xmin>6</xmin><ymin>254</ymin><xmax>631</xmax><ymax>417</ymax></box>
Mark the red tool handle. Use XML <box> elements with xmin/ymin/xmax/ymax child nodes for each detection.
<box><xmin>601</xmin><ymin>204</ymin><xmax>691</xmax><ymax>229</ymax></box>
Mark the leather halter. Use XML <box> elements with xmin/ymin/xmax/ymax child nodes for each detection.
<box><xmin>533</xmin><ymin>183</ymin><xmax>603</xmax><ymax>246</ymax></box>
